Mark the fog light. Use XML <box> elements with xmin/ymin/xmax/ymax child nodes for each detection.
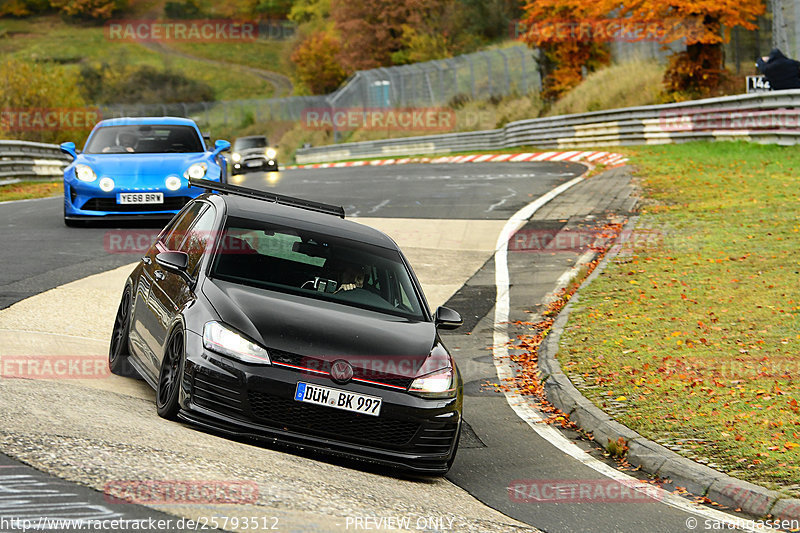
<box><xmin>99</xmin><ymin>177</ymin><xmax>115</xmax><ymax>192</ymax></box>
<box><xmin>165</xmin><ymin>176</ymin><xmax>181</xmax><ymax>191</ymax></box>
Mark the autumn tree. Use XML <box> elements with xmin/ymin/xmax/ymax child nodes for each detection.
<box><xmin>615</xmin><ymin>0</ymin><xmax>765</xmax><ymax>99</ymax></box>
<box><xmin>216</xmin><ymin>0</ymin><xmax>294</xmax><ymax>18</ymax></box>
<box><xmin>331</xmin><ymin>0</ymin><xmax>429</xmax><ymax>71</ymax></box>
<box><xmin>0</xmin><ymin>0</ymin><xmax>50</xmax><ymax>16</ymax></box>
<box><xmin>290</xmin><ymin>31</ymin><xmax>348</xmax><ymax>94</ymax></box>
<box><xmin>520</xmin><ymin>0</ymin><xmax>610</xmax><ymax>100</ymax></box>
<box><xmin>521</xmin><ymin>0</ymin><xmax>765</xmax><ymax>100</ymax></box>
<box><xmin>51</xmin><ymin>0</ymin><xmax>127</xmax><ymax>20</ymax></box>
<box><xmin>0</xmin><ymin>58</ymin><xmax>90</xmax><ymax>143</ymax></box>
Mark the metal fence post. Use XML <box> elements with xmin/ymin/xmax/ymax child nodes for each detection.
<box><xmin>469</xmin><ymin>57</ymin><xmax>476</xmax><ymax>99</ymax></box>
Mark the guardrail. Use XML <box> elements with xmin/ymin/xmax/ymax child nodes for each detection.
<box><xmin>0</xmin><ymin>140</ymin><xmax>70</xmax><ymax>182</ymax></box>
<box><xmin>295</xmin><ymin>90</ymin><xmax>800</xmax><ymax>164</ymax></box>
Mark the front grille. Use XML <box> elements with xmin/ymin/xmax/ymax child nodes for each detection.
<box><xmin>192</xmin><ymin>373</ymin><xmax>246</xmax><ymax>418</ymax></box>
<box><xmin>248</xmin><ymin>391</ymin><xmax>420</xmax><ymax>447</ymax></box>
<box><xmin>80</xmin><ymin>196</ymin><xmax>190</xmax><ymax>212</ymax></box>
<box><xmin>270</xmin><ymin>350</ymin><xmax>415</xmax><ymax>390</ymax></box>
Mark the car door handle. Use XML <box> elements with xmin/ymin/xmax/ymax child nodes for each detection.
<box><xmin>142</xmin><ymin>256</ymin><xmax>152</xmax><ymax>264</ymax></box>
<box><xmin>154</xmin><ymin>270</ymin><xmax>165</xmax><ymax>281</ymax></box>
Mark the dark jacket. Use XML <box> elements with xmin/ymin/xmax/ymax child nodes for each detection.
<box><xmin>756</xmin><ymin>48</ymin><xmax>800</xmax><ymax>90</ymax></box>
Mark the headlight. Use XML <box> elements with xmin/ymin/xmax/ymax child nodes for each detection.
<box><xmin>185</xmin><ymin>163</ymin><xmax>207</xmax><ymax>180</ymax></box>
<box><xmin>231</xmin><ymin>153</ymin><xmax>241</xmax><ymax>162</ymax></box>
<box><xmin>98</xmin><ymin>177</ymin><xmax>115</xmax><ymax>192</ymax></box>
<box><xmin>408</xmin><ymin>345</ymin><xmax>456</xmax><ymax>398</ymax></box>
<box><xmin>75</xmin><ymin>164</ymin><xmax>96</xmax><ymax>182</ymax></box>
<box><xmin>165</xmin><ymin>176</ymin><xmax>182</xmax><ymax>191</ymax></box>
<box><xmin>203</xmin><ymin>321</ymin><xmax>270</xmax><ymax>365</ymax></box>
<box><xmin>266</xmin><ymin>148</ymin><xmax>277</xmax><ymax>159</ymax></box>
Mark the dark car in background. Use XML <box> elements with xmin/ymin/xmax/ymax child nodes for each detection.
<box><xmin>231</xmin><ymin>135</ymin><xmax>278</xmax><ymax>174</ymax></box>
<box><xmin>108</xmin><ymin>179</ymin><xmax>464</xmax><ymax>474</ymax></box>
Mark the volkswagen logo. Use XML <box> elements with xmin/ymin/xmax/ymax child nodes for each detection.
<box><xmin>330</xmin><ymin>359</ymin><xmax>354</xmax><ymax>384</ymax></box>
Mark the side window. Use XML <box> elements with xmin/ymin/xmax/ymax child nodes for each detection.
<box><xmin>179</xmin><ymin>204</ymin><xmax>217</xmax><ymax>276</ymax></box>
<box><xmin>162</xmin><ymin>203</ymin><xmax>206</xmax><ymax>250</ymax></box>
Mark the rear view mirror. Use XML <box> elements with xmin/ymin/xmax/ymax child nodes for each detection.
<box><xmin>213</xmin><ymin>139</ymin><xmax>231</xmax><ymax>154</ymax></box>
<box><xmin>60</xmin><ymin>142</ymin><xmax>78</xmax><ymax>159</ymax></box>
<box><xmin>435</xmin><ymin>306</ymin><xmax>462</xmax><ymax>330</ymax></box>
<box><xmin>156</xmin><ymin>251</ymin><xmax>189</xmax><ymax>272</ymax></box>
<box><xmin>292</xmin><ymin>241</ymin><xmax>329</xmax><ymax>258</ymax></box>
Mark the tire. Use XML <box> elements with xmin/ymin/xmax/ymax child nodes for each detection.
<box><xmin>156</xmin><ymin>328</ymin><xmax>185</xmax><ymax>420</ymax></box>
<box><xmin>109</xmin><ymin>287</ymin><xmax>138</xmax><ymax>378</ymax></box>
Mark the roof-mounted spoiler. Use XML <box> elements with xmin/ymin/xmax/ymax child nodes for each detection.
<box><xmin>189</xmin><ymin>178</ymin><xmax>346</xmax><ymax>218</ymax></box>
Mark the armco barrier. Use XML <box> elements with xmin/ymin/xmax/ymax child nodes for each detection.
<box><xmin>295</xmin><ymin>90</ymin><xmax>800</xmax><ymax>164</ymax></box>
<box><xmin>0</xmin><ymin>140</ymin><xmax>70</xmax><ymax>181</ymax></box>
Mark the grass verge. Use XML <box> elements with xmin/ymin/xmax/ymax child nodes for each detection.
<box><xmin>559</xmin><ymin>141</ymin><xmax>800</xmax><ymax>492</ymax></box>
<box><xmin>0</xmin><ymin>180</ymin><xmax>61</xmax><ymax>202</ymax></box>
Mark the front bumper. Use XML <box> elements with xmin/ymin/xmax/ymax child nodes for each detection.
<box><xmin>179</xmin><ymin>331</ymin><xmax>461</xmax><ymax>474</ymax></box>
<box><xmin>232</xmin><ymin>156</ymin><xmax>278</xmax><ymax>174</ymax></box>
<box><xmin>64</xmin><ymin>180</ymin><xmax>199</xmax><ymax>218</ymax></box>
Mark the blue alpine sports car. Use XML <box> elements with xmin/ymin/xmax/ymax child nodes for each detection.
<box><xmin>60</xmin><ymin>117</ymin><xmax>230</xmax><ymax>225</ymax></box>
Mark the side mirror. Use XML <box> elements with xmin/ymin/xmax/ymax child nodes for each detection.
<box><xmin>213</xmin><ymin>139</ymin><xmax>231</xmax><ymax>155</ymax></box>
<box><xmin>60</xmin><ymin>142</ymin><xmax>78</xmax><ymax>159</ymax></box>
<box><xmin>434</xmin><ymin>306</ymin><xmax>462</xmax><ymax>330</ymax></box>
<box><xmin>155</xmin><ymin>251</ymin><xmax>189</xmax><ymax>273</ymax></box>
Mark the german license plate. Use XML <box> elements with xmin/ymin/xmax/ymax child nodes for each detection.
<box><xmin>117</xmin><ymin>192</ymin><xmax>164</xmax><ymax>204</ymax></box>
<box><xmin>246</xmin><ymin>161</ymin><xmax>261</xmax><ymax>167</ymax></box>
<box><xmin>294</xmin><ymin>382</ymin><xmax>382</xmax><ymax>416</ymax></box>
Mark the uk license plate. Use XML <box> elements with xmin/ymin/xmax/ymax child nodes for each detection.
<box><xmin>117</xmin><ymin>192</ymin><xmax>164</xmax><ymax>204</ymax></box>
<box><xmin>294</xmin><ymin>382</ymin><xmax>382</xmax><ymax>416</ymax></box>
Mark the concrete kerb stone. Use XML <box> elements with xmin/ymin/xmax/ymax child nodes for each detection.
<box><xmin>707</xmin><ymin>478</ymin><xmax>781</xmax><ymax>518</ymax></box>
<box><xmin>534</xmin><ymin>215</ymin><xmax>799</xmax><ymax>519</ymax></box>
<box><xmin>770</xmin><ymin>498</ymin><xmax>800</xmax><ymax>522</ymax></box>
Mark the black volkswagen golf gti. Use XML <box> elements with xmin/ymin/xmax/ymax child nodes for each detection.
<box><xmin>109</xmin><ymin>179</ymin><xmax>464</xmax><ymax>474</ymax></box>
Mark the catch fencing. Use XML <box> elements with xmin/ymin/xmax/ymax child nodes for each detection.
<box><xmin>294</xmin><ymin>89</ymin><xmax>800</xmax><ymax>163</ymax></box>
<box><xmin>99</xmin><ymin>46</ymin><xmax>540</xmax><ymax>128</ymax></box>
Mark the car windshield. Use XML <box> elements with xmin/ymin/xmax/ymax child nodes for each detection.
<box><xmin>211</xmin><ymin>217</ymin><xmax>426</xmax><ymax>320</ymax></box>
<box><xmin>234</xmin><ymin>137</ymin><xmax>268</xmax><ymax>150</ymax></box>
<box><xmin>84</xmin><ymin>125</ymin><xmax>205</xmax><ymax>154</ymax></box>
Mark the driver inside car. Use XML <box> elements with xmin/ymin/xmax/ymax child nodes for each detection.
<box><xmin>334</xmin><ymin>264</ymin><xmax>366</xmax><ymax>294</ymax></box>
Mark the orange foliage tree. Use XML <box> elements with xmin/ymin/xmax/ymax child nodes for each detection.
<box><xmin>520</xmin><ymin>0</ymin><xmax>610</xmax><ymax>100</ymax></box>
<box><xmin>617</xmin><ymin>0</ymin><xmax>765</xmax><ymax>99</ymax></box>
<box><xmin>521</xmin><ymin>0</ymin><xmax>765</xmax><ymax>100</ymax></box>
<box><xmin>290</xmin><ymin>31</ymin><xmax>348</xmax><ymax>94</ymax></box>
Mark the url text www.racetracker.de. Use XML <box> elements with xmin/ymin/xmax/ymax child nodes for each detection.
<box><xmin>0</xmin><ymin>516</ymin><xmax>281</xmax><ymax>532</ymax></box>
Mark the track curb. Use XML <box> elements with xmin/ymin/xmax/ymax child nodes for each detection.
<box><xmin>537</xmin><ymin>216</ymin><xmax>800</xmax><ymax>523</ymax></box>
<box><xmin>285</xmin><ymin>151</ymin><xmax>628</xmax><ymax>170</ymax></box>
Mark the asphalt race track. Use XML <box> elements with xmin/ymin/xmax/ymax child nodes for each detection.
<box><xmin>0</xmin><ymin>162</ymin><xmax>758</xmax><ymax>532</ymax></box>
